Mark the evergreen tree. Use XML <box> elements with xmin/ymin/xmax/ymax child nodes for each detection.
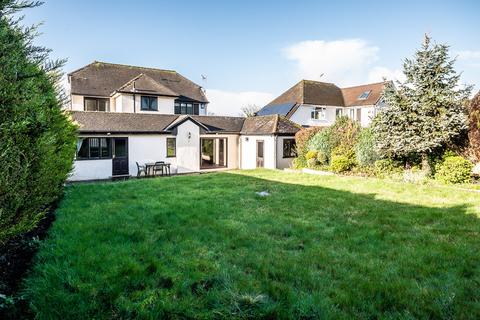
<box><xmin>0</xmin><ymin>1</ymin><xmax>77</xmax><ymax>244</ymax></box>
<box><xmin>372</xmin><ymin>35</ymin><xmax>472</xmax><ymax>172</ymax></box>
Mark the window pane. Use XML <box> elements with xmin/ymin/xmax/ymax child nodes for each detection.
<box><xmin>100</xmin><ymin>138</ymin><xmax>111</xmax><ymax>158</ymax></box>
<box><xmin>149</xmin><ymin>97</ymin><xmax>158</xmax><ymax>110</ymax></box>
<box><xmin>167</xmin><ymin>138</ymin><xmax>176</xmax><ymax>157</ymax></box>
<box><xmin>89</xmin><ymin>138</ymin><xmax>100</xmax><ymax>158</ymax></box>
<box><xmin>193</xmin><ymin>104</ymin><xmax>199</xmax><ymax>115</ymax></box>
<box><xmin>85</xmin><ymin>99</ymin><xmax>97</xmax><ymax>111</ymax></box>
<box><xmin>187</xmin><ymin>103</ymin><xmax>193</xmax><ymax>115</ymax></box>
<box><xmin>174</xmin><ymin>104</ymin><xmax>181</xmax><ymax>114</ymax></box>
<box><xmin>114</xmin><ymin>139</ymin><xmax>127</xmax><ymax>157</ymax></box>
<box><xmin>97</xmin><ymin>99</ymin><xmax>107</xmax><ymax>111</ymax></box>
<box><xmin>141</xmin><ymin>96</ymin><xmax>149</xmax><ymax>110</ymax></box>
<box><xmin>181</xmin><ymin>103</ymin><xmax>187</xmax><ymax>114</ymax></box>
<box><xmin>77</xmin><ymin>138</ymin><xmax>89</xmax><ymax>158</ymax></box>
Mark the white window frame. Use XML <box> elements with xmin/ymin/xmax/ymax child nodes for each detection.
<box><xmin>335</xmin><ymin>108</ymin><xmax>343</xmax><ymax>118</ymax></box>
<box><xmin>311</xmin><ymin>107</ymin><xmax>326</xmax><ymax>120</ymax></box>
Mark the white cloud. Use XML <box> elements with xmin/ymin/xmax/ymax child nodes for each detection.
<box><xmin>205</xmin><ymin>89</ymin><xmax>274</xmax><ymax>116</ymax></box>
<box><xmin>457</xmin><ymin>50</ymin><xmax>480</xmax><ymax>61</ymax></box>
<box><xmin>368</xmin><ymin>66</ymin><xmax>406</xmax><ymax>83</ymax></box>
<box><xmin>283</xmin><ymin>39</ymin><xmax>379</xmax><ymax>86</ymax></box>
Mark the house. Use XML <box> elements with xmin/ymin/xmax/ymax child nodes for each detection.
<box><xmin>257</xmin><ymin>80</ymin><xmax>388</xmax><ymax>127</ymax></box>
<box><xmin>68</xmin><ymin>62</ymin><xmax>300</xmax><ymax>181</ymax></box>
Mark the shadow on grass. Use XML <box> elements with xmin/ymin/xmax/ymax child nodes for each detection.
<box><xmin>22</xmin><ymin>170</ymin><xmax>480</xmax><ymax>319</ymax></box>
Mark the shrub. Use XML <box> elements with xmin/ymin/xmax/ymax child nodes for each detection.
<box><xmin>330</xmin><ymin>155</ymin><xmax>355</xmax><ymax>173</ymax></box>
<box><xmin>305</xmin><ymin>151</ymin><xmax>318</xmax><ymax>168</ymax></box>
<box><xmin>355</xmin><ymin>128</ymin><xmax>379</xmax><ymax>166</ymax></box>
<box><xmin>0</xmin><ymin>2</ymin><xmax>77</xmax><ymax>244</ymax></box>
<box><xmin>374</xmin><ymin>159</ymin><xmax>402</xmax><ymax>178</ymax></box>
<box><xmin>307</xmin><ymin>117</ymin><xmax>361</xmax><ymax>165</ymax></box>
<box><xmin>308</xmin><ymin>129</ymin><xmax>334</xmax><ymax>163</ymax></box>
<box><xmin>305</xmin><ymin>150</ymin><xmax>318</xmax><ymax>160</ymax></box>
<box><xmin>306</xmin><ymin>158</ymin><xmax>318</xmax><ymax>169</ymax></box>
<box><xmin>435</xmin><ymin>156</ymin><xmax>473</xmax><ymax>184</ymax></box>
<box><xmin>316</xmin><ymin>151</ymin><xmax>327</xmax><ymax>165</ymax></box>
<box><xmin>294</xmin><ymin>127</ymin><xmax>324</xmax><ymax>168</ymax></box>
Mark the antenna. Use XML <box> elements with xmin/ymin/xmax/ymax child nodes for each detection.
<box><xmin>201</xmin><ymin>74</ymin><xmax>207</xmax><ymax>94</ymax></box>
<box><xmin>319</xmin><ymin>73</ymin><xmax>324</xmax><ymax>79</ymax></box>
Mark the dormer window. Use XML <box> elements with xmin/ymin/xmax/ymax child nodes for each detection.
<box><xmin>84</xmin><ymin>97</ymin><xmax>109</xmax><ymax>112</ymax></box>
<box><xmin>311</xmin><ymin>107</ymin><xmax>326</xmax><ymax>120</ymax></box>
<box><xmin>358</xmin><ymin>90</ymin><xmax>371</xmax><ymax>100</ymax></box>
<box><xmin>140</xmin><ymin>96</ymin><xmax>158</xmax><ymax>111</ymax></box>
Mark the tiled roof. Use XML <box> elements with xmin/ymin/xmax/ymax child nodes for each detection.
<box><xmin>341</xmin><ymin>81</ymin><xmax>387</xmax><ymax>107</ymax></box>
<box><xmin>258</xmin><ymin>80</ymin><xmax>388</xmax><ymax>117</ymax></box>
<box><xmin>70</xmin><ymin>111</ymin><xmax>178</xmax><ymax>133</ymax></box>
<box><xmin>116</xmin><ymin>74</ymin><xmax>178</xmax><ymax>97</ymax></box>
<box><xmin>241</xmin><ymin>115</ymin><xmax>300</xmax><ymax>135</ymax></box>
<box><xmin>70</xmin><ymin>112</ymin><xmax>299</xmax><ymax>136</ymax></box>
<box><xmin>69</xmin><ymin>61</ymin><xmax>208</xmax><ymax>103</ymax></box>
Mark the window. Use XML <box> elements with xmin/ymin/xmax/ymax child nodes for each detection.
<box><xmin>76</xmin><ymin>138</ymin><xmax>111</xmax><ymax>160</ymax></box>
<box><xmin>174</xmin><ymin>101</ymin><xmax>200</xmax><ymax>115</ymax></box>
<box><xmin>84</xmin><ymin>98</ymin><xmax>109</xmax><ymax>112</ymax></box>
<box><xmin>336</xmin><ymin>108</ymin><xmax>343</xmax><ymax>118</ymax></box>
<box><xmin>166</xmin><ymin>138</ymin><xmax>176</xmax><ymax>157</ymax></box>
<box><xmin>283</xmin><ymin>139</ymin><xmax>296</xmax><ymax>158</ymax></box>
<box><xmin>311</xmin><ymin>107</ymin><xmax>326</xmax><ymax>120</ymax></box>
<box><xmin>141</xmin><ymin>96</ymin><xmax>158</xmax><ymax>111</ymax></box>
<box><xmin>358</xmin><ymin>90</ymin><xmax>371</xmax><ymax>100</ymax></box>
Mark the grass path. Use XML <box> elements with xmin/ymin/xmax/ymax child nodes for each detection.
<box><xmin>24</xmin><ymin>170</ymin><xmax>480</xmax><ymax>319</ymax></box>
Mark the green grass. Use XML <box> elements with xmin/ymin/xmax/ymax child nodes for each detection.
<box><xmin>23</xmin><ymin>170</ymin><xmax>480</xmax><ymax>319</ymax></box>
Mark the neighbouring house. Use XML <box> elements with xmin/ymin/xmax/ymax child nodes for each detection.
<box><xmin>68</xmin><ymin>62</ymin><xmax>300</xmax><ymax>181</ymax></box>
<box><xmin>257</xmin><ymin>80</ymin><xmax>389</xmax><ymax>127</ymax></box>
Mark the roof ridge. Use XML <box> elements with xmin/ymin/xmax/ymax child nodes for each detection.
<box><xmin>341</xmin><ymin>81</ymin><xmax>387</xmax><ymax>89</ymax></box>
<box><xmin>90</xmin><ymin>61</ymin><xmax>177</xmax><ymax>73</ymax></box>
<box><xmin>272</xmin><ymin>114</ymin><xmax>279</xmax><ymax>134</ymax></box>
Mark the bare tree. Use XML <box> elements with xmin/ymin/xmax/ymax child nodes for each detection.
<box><xmin>240</xmin><ymin>104</ymin><xmax>260</xmax><ymax>117</ymax></box>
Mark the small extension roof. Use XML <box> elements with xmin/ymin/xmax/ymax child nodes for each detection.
<box><xmin>70</xmin><ymin>112</ymin><xmax>300</xmax><ymax>136</ymax></box>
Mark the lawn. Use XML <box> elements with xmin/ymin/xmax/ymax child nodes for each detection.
<box><xmin>23</xmin><ymin>170</ymin><xmax>480</xmax><ymax>319</ymax></box>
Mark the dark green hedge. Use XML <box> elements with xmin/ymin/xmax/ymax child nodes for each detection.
<box><xmin>0</xmin><ymin>1</ymin><xmax>77</xmax><ymax>244</ymax></box>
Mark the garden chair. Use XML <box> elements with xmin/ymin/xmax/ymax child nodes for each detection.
<box><xmin>136</xmin><ymin>162</ymin><xmax>146</xmax><ymax>177</ymax></box>
<box><xmin>153</xmin><ymin>161</ymin><xmax>165</xmax><ymax>176</ymax></box>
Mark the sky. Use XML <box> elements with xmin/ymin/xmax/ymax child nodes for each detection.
<box><xmin>20</xmin><ymin>0</ymin><xmax>480</xmax><ymax>115</ymax></box>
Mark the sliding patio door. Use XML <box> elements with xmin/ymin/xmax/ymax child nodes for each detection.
<box><xmin>200</xmin><ymin>138</ymin><xmax>227</xmax><ymax>169</ymax></box>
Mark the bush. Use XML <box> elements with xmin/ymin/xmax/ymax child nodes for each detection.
<box><xmin>294</xmin><ymin>127</ymin><xmax>324</xmax><ymax>168</ymax></box>
<box><xmin>435</xmin><ymin>156</ymin><xmax>473</xmax><ymax>184</ymax></box>
<box><xmin>316</xmin><ymin>151</ymin><xmax>327</xmax><ymax>165</ymax></box>
<box><xmin>0</xmin><ymin>2</ymin><xmax>77</xmax><ymax>244</ymax></box>
<box><xmin>330</xmin><ymin>155</ymin><xmax>355</xmax><ymax>173</ymax></box>
<box><xmin>307</xmin><ymin>117</ymin><xmax>361</xmax><ymax>165</ymax></box>
<box><xmin>307</xmin><ymin>130</ymin><xmax>334</xmax><ymax>163</ymax></box>
<box><xmin>374</xmin><ymin>159</ymin><xmax>402</xmax><ymax>178</ymax></box>
<box><xmin>355</xmin><ymin>128</ymin><xmax>379</xmax><ymax>166</ymax></box>
<box><xmin>306</xmin><ymin>158</ymin><xmax>318</xmax><ymax>169</ymax></box>
<box><xmin>305</xmin><ymin>150</ymin><xmax>318</xmax><ymax>160</ymax></box>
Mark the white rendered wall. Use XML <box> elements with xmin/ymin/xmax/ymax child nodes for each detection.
<box><xmin>70</xmin><ymin>159</ymin><xmax>112</xmax><ymax>181</ymax></box>
<box><xmin>119</xmin><ymin>94</ymin><xmax>175</xmax><ymax>114</ymax></box>
<box><xmin>176</xmin><ymin>121</ymin><xmax>200</xmax><ymax>173</ymax></box>
<box><xmin>71</xmin><ymin>95</ymin><xmax>84</xmax><ymax>111</ymax></box>
<box><xmin>289</xmin><ymin>104</ymin><xmax>337</xmax><ymax>127</ymax></box>
<box><xmin>128</xmin><ymin>135</ymin><xmax>177</xmax><ymax>175</ymax></box>
<box><xmin>240</xmin><ymin>135</ymin><xmax>276</xmax><ymax>169</ymax></box>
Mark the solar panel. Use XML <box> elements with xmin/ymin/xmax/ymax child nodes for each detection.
<box><xmin>256</xmin><ymin>103</ymin><xmax>296</xmax><ymax>116</ymax></box>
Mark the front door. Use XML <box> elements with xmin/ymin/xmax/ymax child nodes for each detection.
<box><xmin>112</xmin><ymin>138</ymin><xmax>129</xmax><ymax>176</ymax></box>
<box><xmin>256</xmin><ymin>140</ymin><xmax>264</xmax><ymax>168</ymax></box>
